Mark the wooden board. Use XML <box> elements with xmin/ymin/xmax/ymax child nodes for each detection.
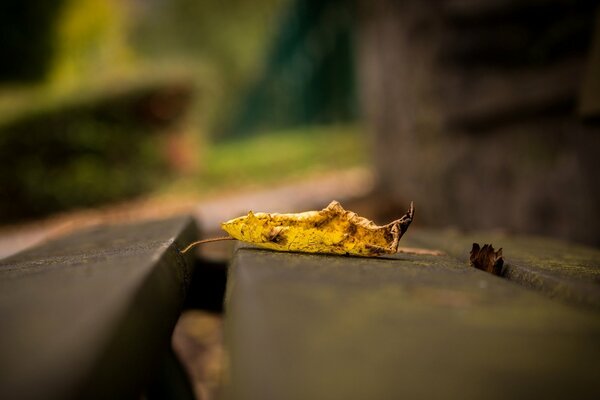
<box><xmin>0</xmin><ymin>216</ymin><xmax>197</xmax><ymax>400</ymax></box>
<box><xmin>404</xmin><ymin>228</ymin><xmax>600</xmax><ymax>309</ymax></box>
<box><xmin>224</xmin><ymin>247</ymin><xmax>600</xmax><ymax>400</ymax></box>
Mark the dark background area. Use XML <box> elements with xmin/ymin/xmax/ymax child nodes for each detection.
<box><xmin>357</xmin><ymin>0</ymin><xmax>600</xmax><ymax>246</ymax></box>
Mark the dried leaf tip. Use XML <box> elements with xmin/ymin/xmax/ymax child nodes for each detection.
<box><xmin>469</xmin><ymin>243</ymin><xmax>504</xmax><ymax>276</ymax></box>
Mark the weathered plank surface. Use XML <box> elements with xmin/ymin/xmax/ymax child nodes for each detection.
<box><xmin>224</xmin><ymin>247</ymin><xmax>600</xmax><ymax>400</ymax></box>
<box><xmin>0</xmin><ymin>216</ymin><xmax>197</xmax><ymax>400</ymax></box>
<box><xmin>404</xmin><ymin>229</ymin><xmax>600</xmax><ymax>309</ymax></box>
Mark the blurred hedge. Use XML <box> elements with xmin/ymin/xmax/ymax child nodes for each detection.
<box><xmin>0</xmin><ymin>80</ymin><xmax>193</xmax><ymax>222</ymax></box>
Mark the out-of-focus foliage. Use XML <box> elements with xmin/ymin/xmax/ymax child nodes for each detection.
<box><xmin>0</xmin><ymin>0</ymin><xmax>65</xmax><ymax>82</ymax></box>
<box><xmin>0</xmin><ymin>79</ymin><xmax>193</xmax><ymax>222</ymax></box>
<box><xmin>130</xmin><ymin>0</ymin><xmax>287</xmax><ymax>134</ymax></box>
<box><xmin>0</xmin><ymin>0</ymin><xmax>365</xmax><ymax>222</ymax></box>
<box><xmin>227</xmin><ymin>0</ymin><xmax>357</xmax><ymax>137</ymax></box>
<box><xmin>129</xmin><ymin>0</ymin><xmax>358</xmax><ymax>138</ymax></box>
<box><xmin>50</xmin><ymin>0</ymin><xmax>134</xmax><ymax>89</ymax></box>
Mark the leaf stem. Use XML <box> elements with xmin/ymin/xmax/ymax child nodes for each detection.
<box><xmin>180</xmin><ymin>236</ymin><xmax>236</xmax><ymax>254</ymax></box>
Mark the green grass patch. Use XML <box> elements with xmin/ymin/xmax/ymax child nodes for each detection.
<box><xmin>160</xmin><ymin>124</ymin><xmax>368</xmax><ymax>196</ymax></box>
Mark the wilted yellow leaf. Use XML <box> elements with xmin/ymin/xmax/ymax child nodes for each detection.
<box><xmin>184</xmin><ymin>200</ymin><xmax>414</xmax><ymax>257</ymax></box>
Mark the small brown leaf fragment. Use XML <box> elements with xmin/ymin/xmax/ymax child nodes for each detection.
<box><xmin>470</xmin><ymin>243</ymin><xmax>504</xmax><ymax>276</ymax></box>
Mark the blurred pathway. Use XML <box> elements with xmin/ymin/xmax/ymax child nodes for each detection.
<box><xmin>0</xmin><ymin>167</ymin><xmax>374</xmax><ymax>260</ymax></box>
<box><xmin>192</xmin><ymin>167</ymin><xmax>374</xmax><ymax>234</ymax></box>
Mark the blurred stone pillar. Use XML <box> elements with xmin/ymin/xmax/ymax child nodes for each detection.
<box><xmin>356</xmin><ymin>1</ymin><xmax>446</xmax><ymax>221</ymax></box>
<box><xmin>355</xmin><ymin>0</ymin><xmax>600</xmax><ymax>245</ymax></box>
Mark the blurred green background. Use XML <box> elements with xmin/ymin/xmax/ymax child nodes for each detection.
<box><xmin>0</xmin><ymin>0</ymin><xmax>364</xmax><ymax>223</ymax></box>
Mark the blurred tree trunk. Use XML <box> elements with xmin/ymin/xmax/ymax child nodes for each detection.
<box><xmin>356</xmin><ymin>0</ymin><xmax>600</xmax><ymax>246</ymax></box>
